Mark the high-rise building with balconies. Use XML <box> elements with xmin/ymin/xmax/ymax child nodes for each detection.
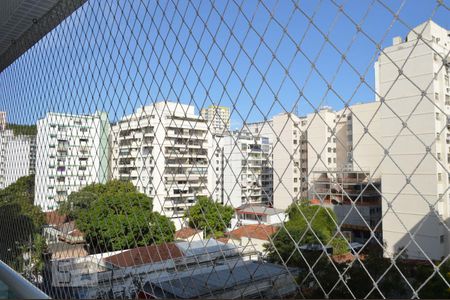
<box><xmin>217</xmin><ymin>131</ymin><xmax>273</xmax><ymax>208</ymax></box>
<box><xmin>201</xmin><ymin>105</ymin><xmax>230</xmax><ymax>135</ymax></box>
<box><xmin>34</xmin><ymin>111</ymin><xmax>110</xmax><ymax>212</ymax></box>
<box><xmin>111</xmin><ymin>101</ymin><xmax>210</xmax><ymax>228</ymax></box>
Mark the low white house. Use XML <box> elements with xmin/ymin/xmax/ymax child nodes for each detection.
<box><xmin>230</xmin><ymin>204</ymin><xmax>287</xmax><ymax>229</ymax></box>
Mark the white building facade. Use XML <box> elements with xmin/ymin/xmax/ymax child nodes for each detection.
<box><xmin>111</xmin><ymin>102</ymin><xmax>210</xmax><ymax>228</ymax></box>
<box><xmin>0</xmin><ymin>129</ymin><xmax>36</xmax><ymax>189</ymax></box>
<box><xmin>219</xmin><ymin>131</ymin><xmax>273</xmax><ymax>208</ymax></box>
<box><xmin>200</xmin><ymin>105</ymin><xmax>230</xmax><ymax>135</ymax></box>
<box><xmin>376</xmin><ymin>21</ymin><xmax>450</xmax><ymax>260</ymax></box>
<box><xmin>34</xmin><ymin>112</ymin><xmax>110</xmax><ymax>212</ymax></box>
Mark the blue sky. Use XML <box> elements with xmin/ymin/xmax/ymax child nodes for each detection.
<box><xmin>0</xmin><ymin>0</ymin><xmax>449</xmax><ymax>128</ymax></box>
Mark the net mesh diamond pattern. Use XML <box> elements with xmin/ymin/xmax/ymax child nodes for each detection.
<box><xmin>0</xmin><ymin>0</ymin><xmax>449</xmax><ymax>299</ymax></box>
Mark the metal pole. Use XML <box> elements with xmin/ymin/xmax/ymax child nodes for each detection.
<box><xmin>0</xmin><ymin>260</ymin><xmax>50</xmax><ymax>299</ymax></box>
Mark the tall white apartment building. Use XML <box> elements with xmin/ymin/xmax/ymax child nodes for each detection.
<box><xmin>111</xmin><ymin>102</ymin><xmax>209</xmax><ymax>228</ymax></box>
<box><xmin>0</xmin><ymin>112</ymin><xmax>6</xmax><ymax>131</ymax></box>
<box><xmin>217</xmin><ymin>131</ymin><xmax>273</xmax><ymax>208</ymax></box>
<box><xmin>246</xmin><ymin>109</ymin><xmax>338</xmax><ymax>210</ymax></box>
<box><xmin>34</xmin><ymin>112</ymin><xmax>111</xmax><ymax>212</ymax></box>
<box><xmin>0</xmin><ymin>129</ymin><xmax>36</xmax><ymax>189</ymax></box>
<box><xmin>376</xmin><ymin>21</ymin><xmax>450</xmax><ymax>260</ymax></box>
<box><xmin>305</xmin><ymin>107</ymin><xmax>338</xmax><ymax>174</ymax></box>
<box><xmin>342</xmin><ymin>102</ymin><xmax>384</xmax><ymax>177</ymax></box>
<box><xmin>200</xmin><ymin>105</ymin><xmax>230</xmax><ymax>135</ymax></box>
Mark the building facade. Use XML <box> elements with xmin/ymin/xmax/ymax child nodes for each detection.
<box><xmin>0</xmin><ymin>129</ymin><xmax>36</xmax><ymax>189</ymax></box>
<box><xmin>200</xmin><ymin>105</ymin><xmax>230</xmax><ymax>135</ymax></box>
<box><xmin>111</xmin><ymin>102</ymin><xmax>210</xmax><ymax>228</ymax></box>
<box><xmin>219</xmin><ymin>131</ymin><xmax>273</xmax><ymax>208</ymax></box>
<box><xmin>311</xmin><ymin>170</ymin><xmax>382</xmax><ymax>243</ymax></box>
<box><xmin>0</xmin><ymin>112</ymin><xmax>6</xmax><ymax>131</ymax></box>
<box><xmin>34</xmin><ymin>112</ymin><xmax>110</xmax><ymax>212</ymax></box>
<box><xmin>376</xmin><ymin>21</ymin><xmax>450</xmax><ymax>260</ymax></box>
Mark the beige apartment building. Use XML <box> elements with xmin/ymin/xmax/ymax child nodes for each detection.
<box><xmin>246</xmin><ymin>109</ymin><xmax>338</xmax><ymax>210</ymax></box>
<box><xmin>376</xmin><ymin>21</ymin><xmax>450</xmax><ymax>260</ymax></box>
<box><xmin>200</xmin><ymin>105</ymin><xmax>230</xmax><ymax>135</ymax></box>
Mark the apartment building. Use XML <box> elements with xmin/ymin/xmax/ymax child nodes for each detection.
<box><xmin>246</xmin><ymin>109</ymin><xmax>340</xmax><ymax>210</ymax></box>
<box><xmin>200</xmin><ymin>105</ymin><xmax>230</xmax><ymax>135</ymax></box>
<box><xmin>0</xmin><ymin>112</ymin><xmax>6</xmax><ymax>131</ymax></box>
<box><xmin>246</xmin><ymin>114</ymin><xmax>304</xmax><ymax>210</ymax></box>
<box><xmin>340</xmin><ymin>102</ymin><xmax>384</xmax><ymax>178</ymax></box>
<box><xmin>34</xmin><ymin>112</ymin><xmax>110</xmax><ymax>212</ymax></box>
<box><xmin>218</xmin><ymin>131</ymin><xmax>273</xmax><ymax>208</ymax></box>
<box><xmin>305</xmin><ymin>107</ymin><xmax>340</xmax><ymax>177</ymax></box>
<box><xmin>111</xmin><ymin>102</ymin><xmax>210</xmax><ymax>228</ymax></box>
<box><xmin>376</xmin><ymin>20</ymin><xmax>450</xmax><ymax>260</ymax></box>
<box><xmin>311</xmin><ymin>170</ymin><xmax>382</xmax><ymax>243</ymax></box>
<box><xmin>0</xmin><ymin>129</ymin><xmax>36</xmax><ymax>189</ymax></box>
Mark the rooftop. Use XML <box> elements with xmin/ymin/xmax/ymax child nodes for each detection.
<box><xmin>148</xmin><ymin>261</ymin><xmax>295</xmax><ymax>298</ymax></box>
<box><xmin>44</xmin><ymin>211</ymin><xmax>67</xmax><ymax>226</ymax></box>
<box><xmin>226</xmin><ymin>224</ymin><xmax>279</xmax><ymax>241</ymax></box>
<box><xmin>176</xmin><ymin>238</ymin><xmax>237</xmax><ymax>257</ymax></box>
<box><xmin>236</xmin><ymin>204</ymin><xmax>285</xmax><ymax>216</ymax></box>
<box><xmin>104</xmin><ymin>243</ymin><xmax>184</xmax><ymax>268</ymax></box>
<box><xmin>48</xmin><ymin>242</ymin><xmax>88</xmax><ymax>260</ymax></box>
<box><xmin>174</xmin><ymin>227</ymin><xmax>202</xmax><ymax>239</ymax></box>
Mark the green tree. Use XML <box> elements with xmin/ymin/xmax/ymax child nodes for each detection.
<box><xmin>5</xmin><ymin>123</ymin><xmax>37</xmax><ymax>136</ymax></box>
<box><xmin>74</xmin><ymin>181</ymin><xmax>175</xmax><ymax>253</ymax></box>
<box><xmin>58</xmin><ymin>191</ymin><xmax>98</xmax><ymax>220</ymax></box>
<box><xmin>185</xmin><ymin>196</ymin><xmax>234</xmax><ymax>237</ymax></box>
<box><xmin>265</xmin><ymin>201</ymin><xmax>343</xmax><ymax>267</ymax></box>
<box><xmin>0</xmin><ymin>175</ymin><xmax>45</xmax><ymax>272</ymax></box>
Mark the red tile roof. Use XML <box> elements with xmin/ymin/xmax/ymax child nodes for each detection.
<box><xmin>226</xmin><ymin>224</ymin><xmax>279</xmax><ymax>241</ymax></box>
<box><xmin>45</xmin><ymin>211</ymin><xmax>67</xmax><ymax>226</ymax></box>
<box><xmin>174</xmin><ymin>227</ymin><xmax>202</xmax><ymax>239</ymax></box>
<box><xmin>216</xmin><ymin>237</ymin><xmax>230</xmax><ymax>244</ymax></box>
<box><xmin>104</xmin><ymin>243</ymin><xmax>184</xmax><ymax>268</ymax></box>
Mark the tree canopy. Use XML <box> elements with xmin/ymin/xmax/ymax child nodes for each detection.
<box><xmin>71</xmin><ymin>180</ymin><xmax>174</xmax><ymax>253</ymax></box>
<box><xmin>5</xmin><ymin>123</ymin><xmax>37</xmax><ymax>136</ymax></box>
<box><xmin>0</xmin><ymin>175</ymin><xmax>45</xmax><ymax>271</ymax></box>
<box><xmin>265</xmin><ymin>201</ymin><xmax>347</xmax><ymax>266</ymax></box>
<box><xmin>184</xmin><ymin>196</ymin><xmax>234</xmax><ymax>237</ymax></box>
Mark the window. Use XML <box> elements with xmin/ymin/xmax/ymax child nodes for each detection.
<box><xmin>328</xmin><ymin>157</ymin><xmax>332</xmax><ymax>163</ymax></box>
<box><xmin>436</xmin><ymin>112</ymin><xmax>440</xmax><ymax>121</ymax></box>
<box><xmin>440</xmin><ymin>235</ymin><xmax>445</xmax><ymax>244</ymax></box>
<box><xmin>327</xmin><ymin>147</ymin><xmax>331</xmax><ymax>153</ymax></box>
<box><xmin>438</xmin><ymin>173</ymin><xmax>442</xmax><ymax>181</ymax></box>
<box><xmin>437</xmin><ymin>153</ymin><xmax>442</xmax><ymax>160</ymax></box>
<box><xmin>293</xmin><ymin>139</ymin><xmax>297</xmax><ymax>144</ymax></box>
<box><xmin>294</xmin><ymin>187</ymin><xmax>298</xmax><ymax>193</ymax></box>
<box><xmin>294</xmin><ymin>178</ymin><xmax>298</xmax><ymax>183</ymax></box>
<box><xmin>435</xmin><ymin>93</ymin><xmax>439</xmax><ymax>101</ymax></box>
